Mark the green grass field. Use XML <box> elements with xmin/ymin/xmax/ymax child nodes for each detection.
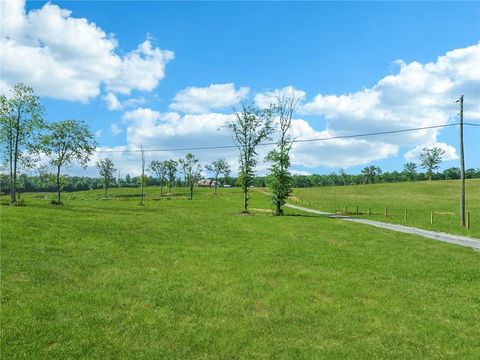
<box><xmin>291</xmin><ymin>179</ymin><xmax>480</xmax><ymax>238</ymax></box>
<box><xmin>1</xmin><ymin>186</ymin><xmax>479</xmax><ymax>359</ymax></box>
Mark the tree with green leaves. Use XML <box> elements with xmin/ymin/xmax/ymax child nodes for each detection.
<box><xmin>149</xmin><ymin>160</ymin><xmax>167</xmax><ymax>197</ymax></box>
<box><xmin>228</xmin><ymin>104</ymin><xmax>273</xmax><ymax>213</ymax></box>
<box><xmin>179</xmin><ymin>153</ymin><xmax>202</xmax><ymax>200</ymax></box>
<box><xmin>266</xmin><ymin>94</ymin><xmax>299</xmax><ymax>215</ymax></box>
<box><xmin>420</xmin><ymin>146</ymin><xmax>445</xmax><ymax>181</ymax></box>
<box><xmin>96</xmin><ymin>158</ymin><xmax>116</xmax><ymax>197</ymax></box>
<box><xmin>339</xmin><ymin>169</ymin><xmax>348</xmax><ymax>186</ymax></box>
<box><xmin>137</xmin><ymin>175</ymin><xmax>148</xmax><ymax>204</ymax></box>
<box><xmin>37</xmin><ymin>119</ymin><xmax>96</xmax><ymax>204</ymax></box>
<box><xmin>205</xmin><ymin>158</ymin><xmax>231</xmax><ymax>195</ymax></box>
<box><xmin>402</xmin><ymin>162</ymin><xmax>418</xmax><ymax>181</ymax></box>
<box><xmin>361</xmin><ymin>165</ymin><xmax>382</xmax><ymax>184</ymax></box>
<box><xmin>164</xmin><ymin>159</ymin><xmax>177</xmax><ymax>193</ymax></box>
<box><xmin>0</xmin><ymin>83</ymin><xmax>45</xmax><ymax>203</ymax></box>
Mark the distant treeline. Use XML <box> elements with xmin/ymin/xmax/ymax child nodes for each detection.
<box><xmin>1</xmin><ymin>166</ymin><xmax>479</xmax><ymax>194</ymax></box>
<box><xmin>287</xmin><ymin>167</ymin><xmax>480</xmax><ymax>188</ymax></box>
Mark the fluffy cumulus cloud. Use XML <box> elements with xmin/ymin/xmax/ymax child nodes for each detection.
<box><xmin>103</xmin><ymin>93</ymin><xmax>122</xmax><ymax>111</ymax></box>
<box><xmin>0</xmin><ymin>0</ymin><xmax>173</xmax><ymax>102</ymax></box>
<box><xmin>301</xmin><ymin>43</ymin><xmax>480</xmax><ymax>155</ymax></box>
<box><xmin>254</xmin><ymin>86</ymin><xmax>306</xmax><ymax>109</ymax></box>
<box><xmin>404</xmin><ymin>142</ymin><xmax>459</xmax><ymax>162</ymax></box>
<box><xmin>289</xmin><ymin>119</ymin><xmax>398</xmax><ymax>168</ymax></box>
<box><xmin>119</xmin><ymin>108</ymin><xmax>240</xmax><ymax>173</ymax></box>
<box><xmin>169</xmin><ymin>83</ymin><xmax>249</xmax><ymax>113</ymax></box>
<box><xmin>115</xmin><ymin>106</ymin><xmax>398</xmax><ymax>175</ymax></box>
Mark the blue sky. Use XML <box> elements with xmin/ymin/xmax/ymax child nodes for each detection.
<box><xmin>2</xmin><ymin>0</ymin><xmax>480</xmax><ymax>176</ymax></box>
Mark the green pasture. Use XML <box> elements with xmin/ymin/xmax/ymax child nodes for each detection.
<box><xmin>292</xmin><ymin>179</ymin><xmax>480</xmax><ymax>238</ymax></box>
<box><xmin>1</xmin><ymin>186</ymin><xmax>479</xmax><ymax>359</ymax></box>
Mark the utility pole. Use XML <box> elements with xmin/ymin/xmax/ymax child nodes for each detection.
<box><xmin>457</xmin><ymin>95</ymin><xmax>466</xmax><ymax>227</ymax></box>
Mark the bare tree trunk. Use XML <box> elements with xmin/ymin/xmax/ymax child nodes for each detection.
<box><xmin>243</xmin><ymin>185</ymin><xmax>248</xmax><ymax>213</ymax></box>
<box><xmin>104</xmin><ymin>178</ymin><xmax>107</xmax><ymax>197</ymax></box>
<box><xmin>9</xmin><ymin>139</ymin><xmax>13</xmax><ymax>203</ymax></box>
<box><xmin>56</xmin><ymin>164</ymin><xmax>61</xmax><ymax>203</ymax></box>
<box><xmin>12</xmin><ymin>123</ymin><xmax>20</xmax><ymax>203</ymax></box>
<box><xmin>189</xmin><ymin>183</ymin><xmax>193</xmax><ymax>200</ymax></box>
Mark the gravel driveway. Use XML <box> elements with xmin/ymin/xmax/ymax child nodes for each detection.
<box><xmin>286</xmin><ymin>203</ymin><xmax>480</xmax><ymax>250</ymax></box>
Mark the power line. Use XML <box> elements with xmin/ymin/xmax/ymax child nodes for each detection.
<box><xmin>96</xmin><ymin>122</ymin><xmax>478</xmax><ymax>154</ymax></box>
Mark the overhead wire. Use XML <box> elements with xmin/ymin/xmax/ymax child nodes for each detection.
<box><xmin>96</xmin><ymin>122</ymin><xmax>479</xmax><ymax>154</ymax></box>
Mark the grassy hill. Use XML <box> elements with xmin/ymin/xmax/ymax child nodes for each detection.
<box><xmin>291</xmin><ymin>179</ymin><xmax>480</xmax><ymax>238</ymax></box>
<box><xmin>1</xmin><ymin>187</ymin><xmax>479</xmax><ymax>358</ymax></box>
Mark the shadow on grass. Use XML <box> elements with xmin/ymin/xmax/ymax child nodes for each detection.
<box><xmin>283</xmin><ymin>213</ymin><xmax>323</xmax><ymax>218</ymax></box>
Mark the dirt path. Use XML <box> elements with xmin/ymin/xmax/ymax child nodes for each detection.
<box><xmin>286</xmin><ymin>203</ymin><xmax>480</xmax><ymax>250</ymax></box>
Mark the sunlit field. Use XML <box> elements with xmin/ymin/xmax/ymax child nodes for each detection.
<box><xmin>1</xmin><ymin>186</ymin><xmax>479</xmax><ymax>359</ymax></box>
<box><xmin>292</xmin><ymin>179</ymin><xmax>480</xmax><ymax>238</ymax></box>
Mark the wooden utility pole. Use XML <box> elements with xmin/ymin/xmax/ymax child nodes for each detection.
<box><xmin>458</xmin><ymin>95</ymin><xmax>466</xmax><ymax>227</ymax></box>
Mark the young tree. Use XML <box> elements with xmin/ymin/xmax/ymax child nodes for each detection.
<box><xmin>205</xmin><ymin>158</ymin><xmax>231</xmax><ymax>195</ymax></box>
<box><xmin>266</xmin><ymin>94</ymin><xmax>299</xmax><ymax>215</ymax></box>
<box><xmin>164</xmin><ymin>159</ymin><xmax>177</xmax><ymax>193</ymax></box>
<box><xmin>178</xmin><ymin>153</ymin><xmax>202</xmax><ymax>200</ymax></box>
<box><xmin>140</xmin><ymin>145</ymin><xmax>145</xmax><ymax>205</ymax></box>
<box><xmin>0</xmin><ymin>83</ymin><xmax>45</xmax><ymax>203</ymax></box>
<box><xmin>361</xmin><ymin>165</ymin><xmax>382</xmax><ymax>184</ymax></box>
<box><xmin>227</xmin><ymin>104</ymin><xmax>273</xmax><ymax>213</ymax></box>
<box><xmin>420</xmin><ymin>146</ymin><xmax>445</xmax><ymax>181</ymax></box>
<box><xmin>149</xmin><ymin>160</ymin><xmax>167</xmax><ymax>197</ymax></box>
<box><xmin>96</xmin><ymin>158</ymin><xmax>116</xmax><ymax>197</ymax></box>
<box><xmin>38</xmin><ymin>119</ymin><xmax>96</xmax><ymax>204</ymax></box>
<box><xmin>339</xmin><ymin>169</ymin><xmax>348</xmax><ymax>186</ymax></box>
<box><xmin>402</xmin><ymin>162</ymin><xmax>418</xmax><ymax>181</ymax></box>
<box><xmin>137</xmin><ymin>175</ymin><xmax>148</xmax><ymax>203</ymax></box>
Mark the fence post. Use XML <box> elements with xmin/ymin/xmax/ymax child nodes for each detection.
<box><xmin>369</xmin><ymin>208</ymin><xmax>371</xmax><ymax>216</ymax></box>
<box><xmin>356</xmin><ymin>205</ymin><xmax>359</xmax><ymax>215</ymax></box>
<box><xmin>404</xmin><ymin>209</ymin><xmax>408</xmax><ymax>222</ymax></box>
<box><xmin>431</xmin><ymin>211</ymin><xmax>434</xmax><ymax>225</ymax></box>
<box><xmin>345</xmin><ymin>205</ymin><xmax>348</xmax><ymax>214</ymax></box>
<box><xmin>467</xmin><ymin>212</ymin><xmax>470</xmax><ymax>229</ymax></box>
<box><xmin>384</xmin><ymin>207</ymin><xmax>387</xmax><ymax>220</ymax></box>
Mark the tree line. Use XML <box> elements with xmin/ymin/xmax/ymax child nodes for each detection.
<box><xmin>2</xmin><ymin>83</ymin><xmax>476</xmax><ymax>214</ymax></box>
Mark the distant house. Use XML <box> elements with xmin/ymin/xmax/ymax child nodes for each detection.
<box><xmin>197</xmin><ymin>179</ymin><xmax>219</xmax><ymax>187</ymax></box>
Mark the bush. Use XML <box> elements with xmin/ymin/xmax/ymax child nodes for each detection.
<box><xmin>12</xmin><ymin>199</ymin><xmax>26</xmax><ymax>207</ymax></box>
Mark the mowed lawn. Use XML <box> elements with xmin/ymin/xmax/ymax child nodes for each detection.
<box><xmin>292</xmin><ymin>179</ymin><xmax>480</xmax><ymax>238</ymax></box>
<box><xmin>1</xmin><ymin>187</ymin><xmax>479</xmax><ymax>359</ymax></box>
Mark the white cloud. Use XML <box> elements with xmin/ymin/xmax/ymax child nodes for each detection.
<box><xmin>109</xmin><ymin>123</ymin><xmax>122</xmax><ymax>135</ymax></box>
<box><xmin>115</xmin><ymin>107</ymin><xmax>241</xmax><ymax>175</ymax></box>
<box><xmin>301</xmin><ymin>43</ymin><xmax>480</xmax><ymax>150</ymax></box>
<box><xmin>291</xmin><ymin>169</ymin><xmax>312</xmax><ymax>176</ymax></box>
<box><xmin>289</xmin><ymin>119</ymin><xmax>398</xmax><ymax>168</ymax></box>
<box><xmin>123</xmin><ymin>107</ymin><xmax>235</xmax><ymax>148</ymax></box>
<box><xmin>293</xmin><ymin>43</ymin><xmax>480</xmax><ymax>168</ymax></box>
<box><xmin>105</xmin><ymin>40</ymin><xmax>174</xmax><ymax>95</ymax></box>
<box><xmin>404</xmin><ymin>142</ymin><xmax>458</xmax><ymax>162</ymax></box>
<box><xmin>254</xmin><ymin>86</ymin><xmax>306</xmax><ymax>109</ymax></box>
<box><xmin>0</xmin><ymin>0</ymin><xmax>173</xmax><ymax>102</ymax></box>
<box><xmin>117</xmin><ymin>106</ymin><xmax>398</xmax><ymax>175</ymax></box>
<box><xmin>103</xmin><ymin>93</ymin><xmax>122</xmax><ymax>111</ymax></box>
<box><xmin>102</xmin><ymin>93</ymin><xmax>146</xmax><ymax>111</ymax></box>
<box><xmin>170</xmin><ymin>83</ymin><xmax>249</xmax><ymax>113</ymax></box>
